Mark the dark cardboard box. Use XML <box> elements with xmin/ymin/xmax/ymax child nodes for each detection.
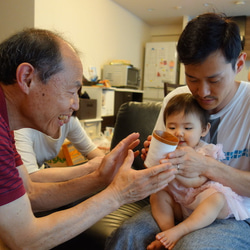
<box><xmin>76</xmin><ymin>99</ymin><xmax>97</xmax><ymax>119</ymax></box>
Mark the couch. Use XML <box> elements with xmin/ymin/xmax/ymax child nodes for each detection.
<box><xmin>53</xmin><ymin>101</ymin><xmax>162</xmax><ymax>250</ymax></box>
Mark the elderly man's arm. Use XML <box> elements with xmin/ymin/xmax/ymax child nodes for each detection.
<box><xmin>1</xmin><ymin>134</ymin><xmax>176</xmax><ymax>249</ymax></box>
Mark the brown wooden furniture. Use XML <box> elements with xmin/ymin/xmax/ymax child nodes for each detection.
<box><xmin>163</xmin><ymin>81</ymin><xmax>180</xmax><ymax>96</ymax></box>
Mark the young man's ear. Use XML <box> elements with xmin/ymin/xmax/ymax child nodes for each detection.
<box><xmin>201</xmin><ymin>122</ymin><xmax>211</xmax><ymax>137</ymax></box>
<box><xmin>235</xmin><ymin>52</ymin><xmax>247</xmax><ymax>74</ymax></box>
<box><xmin>16</xmin><ymin>63</ymin><xmax>35</xmax><ymax>94</ymax></box>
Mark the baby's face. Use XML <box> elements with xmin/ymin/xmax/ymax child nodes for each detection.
<box><xmin>165</xmin><ymin>111</ymin><xmax>205</xmax><ymax>148</ymax></box>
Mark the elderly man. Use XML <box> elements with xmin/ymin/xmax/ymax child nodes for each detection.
<box><xmin>0</xmin><ymin>28</ymin><xmax>176</xmax><ymax>249</ymax></box>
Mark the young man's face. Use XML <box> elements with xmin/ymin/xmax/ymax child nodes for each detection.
<box><xmin>184</xmin><ymin>50</ymin><xmax>241</xmax><ymax>114</ymax></box>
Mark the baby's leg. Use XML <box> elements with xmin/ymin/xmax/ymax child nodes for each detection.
<box><xmin>147</xmin><ymin>189</ymin><xmax>182</xmax><ymax>250</ymax></box>
<box><xmin>156</xmin><ymin>191</ymin><xmax>228</xmax><ymax>249</ymax></box>
<box><xmin>151</xmin><ymin>189</ymin><xmax>183</xmax><ymax>228</ymax></box>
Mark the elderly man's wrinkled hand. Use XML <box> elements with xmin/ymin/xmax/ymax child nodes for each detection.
<box><xmin>109</xmin><ymin>149</ymin><xmax>177</xmax><ymax>206</ymax></box>
<box><xmin>97</xmin><ymin>133</ymin><xmax>140</xmax><ymax>186</ymax></box>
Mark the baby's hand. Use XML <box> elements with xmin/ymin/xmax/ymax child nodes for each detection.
<box><xmin>141</xmin><ymin>135</ymin><xmax>152</xmax><ymax>161</ymax></box>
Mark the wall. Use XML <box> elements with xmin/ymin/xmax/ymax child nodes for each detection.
<box><xmin>0</xmin><ymin>1</ymin><xmax>248</xmax><ymax>84</ymax></box>
<box><xmin>147</xmin><ymin>16</ymin><xmax>188</xmax><ymax>86</ymax></box>
<box><xmin>34</xmin><ymin>0</ymin><xmax>151</xmax><ymax>80</ymax></box>
<box><xmin>149</xmin><ymin>23</ymin><xmax>182</xmax><ymax>42</ymax></box>
<box><xmin>0</xmin><ymin>0</ymin><xmax>34</xmax><ymax>42</ymax></box>
<box><xmin>149</xmin><ymin>16</ymin><xmax>250</xmax><ymax>83</ymax></box>
<box><xmin>236</xmin><ymin>60</ymin><xmax>250</xmax><ymax>81</ymax></box>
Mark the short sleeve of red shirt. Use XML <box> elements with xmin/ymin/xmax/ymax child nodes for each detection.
<box><xmin>0</xmin><ymin>111</ymin><xmax>26</xmax><ymax>206</ymax></box>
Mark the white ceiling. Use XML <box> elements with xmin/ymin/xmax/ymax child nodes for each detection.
<box><xmin>112</xmin><ymin>0</ymin><xmax>250</xmax><ymax>26</ymax></box>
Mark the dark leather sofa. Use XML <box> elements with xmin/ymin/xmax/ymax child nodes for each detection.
<box><xmin>53</xmin><ymin>101</ymin><xmax>162</xmax><ymax>250</ymax></box>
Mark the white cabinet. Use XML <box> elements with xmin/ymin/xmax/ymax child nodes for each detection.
<box><xmin>81</xmin><ymin>86</ymin><xmax>143</xmax><ymax>131</ymax></box>
<box><xmin>81</xmin><ymin>87</ymin><xmax>115</xmax><ymax>118</ymax></box>
<box><xmin>79</xmin><ymin>118</ymin><xmax>103</xmax><ymax>139</ymax></box>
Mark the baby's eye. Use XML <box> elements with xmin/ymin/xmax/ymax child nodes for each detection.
<box><xmin>185</xmin><ymin>127</ymin><xmax>193</xmax><ymax>130</ymax></box>
<box><xmin>168</xmin><ymin>127</ymin><xmax>175</xmax><ymax>130</ymax></box>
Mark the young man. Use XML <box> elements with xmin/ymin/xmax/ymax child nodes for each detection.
<box><xmin>106</xmin><ymin>13</ymin><xmax>250</xmax><ymax>249</ymax></box>
<box><xmin>14</xmin><ymin>116</ymin><xmax>105</xmax><ymax>183</ymax></box>
<box><xmin>0</xmin><ymin>28</ymin><xmax>176</xmax><ymax>249</ymax></box>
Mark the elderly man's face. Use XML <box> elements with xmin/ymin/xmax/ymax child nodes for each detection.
<box><xmin>28</xmin><ymin>40</ymin><xmax>83</xmax><ymax>138</ymax></box>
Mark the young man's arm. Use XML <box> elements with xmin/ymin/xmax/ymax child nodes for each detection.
<box><xmin>30</xmin><ymin>156</ymin><xmax>104</xmax><ymax>183</ymax></box>
<box><xmin>166</xmin><ymin>147</ymin><xmax>250</xmax><ymax>197</ymax></box>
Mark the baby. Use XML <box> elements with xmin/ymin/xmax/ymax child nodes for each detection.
<box><xmin>147</xmin><ymin>93</ymin><xmax>250</xmax><ymax>250</ymax></box>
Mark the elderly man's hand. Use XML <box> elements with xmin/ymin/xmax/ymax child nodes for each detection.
<box><xmin>96</xmin><ymin>133</ymin><xmax>140</xmax><ymax>186</ymax></box>
<box><xmin>108</xmin><ymin>149</ymin><xmax>177</xmax><ymax>206</ymax></box>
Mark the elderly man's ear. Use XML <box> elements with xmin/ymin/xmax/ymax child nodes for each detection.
<box><xmin>16</xmin><ymin>63</ymin><xmax>35</xmax><ymax>94</ymax></box>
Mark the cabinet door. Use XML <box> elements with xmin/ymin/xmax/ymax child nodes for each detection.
<box><xmin>143</xmin><ymin>87</ymin><xmax>164</xmax><ymax>102</ymax></box>
<box><xmin>114</xmin><ymin>91</ymin><xmax>133</xmax><ymax>115</ymax></box>
<box><xmin>114</xmin><ymin>91</ymin><xmax>143</xmax><ymax>115</ymax></box>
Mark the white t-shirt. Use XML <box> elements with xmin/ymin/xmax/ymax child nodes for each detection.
<box><xmin>14</xmin><ymin>116</ymin><xmax>97</xmax><ymax>173</ymax></box>
<box><xmin>154</xmin><ymin>81</ymin><xmax>250</xmax><ymax>171</ymax></box>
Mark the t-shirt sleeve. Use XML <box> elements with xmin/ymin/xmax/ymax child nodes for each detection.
<box><xmin>0</xmin><ymin>118</ymin><xmax>25</xmax><ymax>206</ymax></box>
<box><xmin>14</xmin><ymin>129</ymin><xmax>40</xmax><ymax>174</ymax></box>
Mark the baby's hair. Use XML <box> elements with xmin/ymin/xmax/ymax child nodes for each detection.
<box><xmin>163</xmin><ymin>93</ymin><xmax>209</xmax><ymax>129</ymax></box>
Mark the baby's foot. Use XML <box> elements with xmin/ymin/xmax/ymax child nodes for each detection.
<box><xmin>156</xmin><ymin>228</ymin><xmax>181</xmax><ymax>250</ymax></box>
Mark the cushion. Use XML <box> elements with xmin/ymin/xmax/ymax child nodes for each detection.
<box><xmin>111</xmin><ymin>101</ymin><xmax>162</xmax><ymax>170</ymax></box>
